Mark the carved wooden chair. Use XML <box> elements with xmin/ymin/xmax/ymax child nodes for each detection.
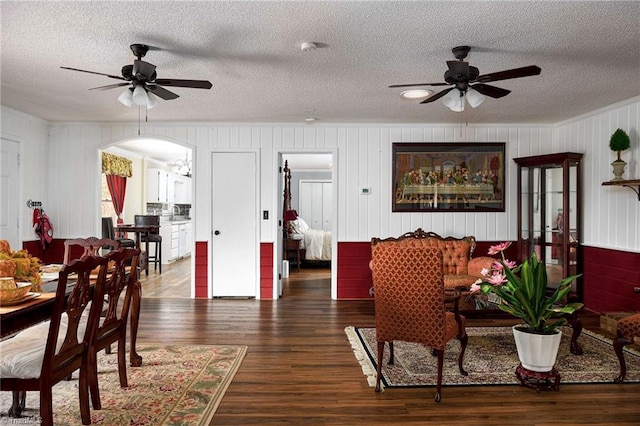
<box><xmin>0</xmin><ymin>255</ymin><xmax>108</xmax><ymax>425</ymax></box>
<box><xmin>370</xmin><ymin>244</ymin><xmax>468</xmax><ymax>402</ymax></box>
<box><xmin>87</xmin><ymin>247</ymin><xmax>141</xmax><ymax>409</ymax></box>
<box><xmin>613</xmin><ymin>313</ymin><xmax>640</xmax><ymax>383</ymax></box>
<box><xmin>63</xmin><ymin>237</ymin><xmax>120</xmax><ymax>264</ymax></box>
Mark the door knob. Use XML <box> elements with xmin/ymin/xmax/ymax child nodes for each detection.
<box><xmin>214</xmin><ymin>230</ymin><xmax>220</xmax><ymax>235</ymax></box>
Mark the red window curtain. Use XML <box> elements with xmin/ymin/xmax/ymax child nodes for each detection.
<box><xmin>106</xmin><ymin>174</ymin><xmax>127</xmax><ymax>227</ymax></box>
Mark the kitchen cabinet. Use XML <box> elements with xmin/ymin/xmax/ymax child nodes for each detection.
<box><xmin>514</xmin><ymin>152</ymin><xmax>583</xmax><ymax>300</ymax></box>
<box><xmin>160</xmin><ymin>220</ymin><xmax>191</xmax><ymax>264</ymax></box>
<box><xmin>173</xmin><ymin>174</ymin><xmax>192</xmax><ymax>204</ymax></box>
<box><xmin>146</xmin><ymin>168</ymin><xmax>174</xmax><ymax>203</ymax></box>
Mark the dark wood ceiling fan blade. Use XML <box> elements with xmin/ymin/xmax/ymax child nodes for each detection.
<box><xmin>471</xmin><ymin>83</ymin><xmax>511</xmax><ymax>98</ymax></box>
<box><xmin>154</xmin><ymin>79</ymin><xmax>213</xmax><ymax>89</ymax></box>
<box><xmin>475</xmin><ymin>65</ymin><xmax>541</xmax><ymax>83</ymax></box>
<box><xmin>60</xmin><ymin>66</ymin><xmax>126</xmax><ymax>81</ymax></box>
<box><xmin>147</xmin><ymin>84</ymin><xmax>179</xmax><ymax>100</ymax></box>
<box><xmin>420</xmin><ymin>87</ymin><xmax>454</xmax><ymax>104</ymax></box>
<box><xmin>89</xmin><ymin>82</ymin><xmax>130</xmax><ymax>91</ymax></box>
<box><xmin>446</xmin><ymin>60</ymin><xmax>469</xmax><ymax>78</ymax></box>
<box><xmin>389</xmin><ymin>82</ymin><xmax>450</xmax><ymax>88</ymax></box>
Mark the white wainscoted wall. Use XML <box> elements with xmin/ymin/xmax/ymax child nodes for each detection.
<box><xmin>2</xmin><ymin>96</ymin><xmax>638</xmax><ymax>299</ymax></box>
<box><xmin>3</xmin><ymin>96</ymin><xmax>638</xmax><ymax>253</ymax></box>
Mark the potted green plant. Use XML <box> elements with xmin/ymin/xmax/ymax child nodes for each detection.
<box><xmin>609</xmin><ymin>128</ymin><xmax>631</xmax><ymax>181</ymax></box>
<box><xmin>471</xmin><ymin>242</ymin><xmax>582</xmax><ymax>372</ymax></box>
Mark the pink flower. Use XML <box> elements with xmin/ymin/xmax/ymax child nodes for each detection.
<box><xmin>481</xmin><ymin>268</ymin><xmax>490</xmax><ymax>276</ymax></box>
<box><xmin>492</xmin><ymin>261</ymin><xmax>504</xmax><ymax>271</ymax></box>
<box><xmin>470</xmin><ymin>282</ymin><xmax>482</xmax><ymax>293</ymax></box>
<box><xmin>488</xmin><ymin>241</ymin><xmax>512</xmax><ymax>255</ymax></box>
<box><xmin>487</xmin><ymin>271</ymin><xmax>507</xmax><ymax>285</ymax></box>
<box><xmin>503</xmin><ymin>259</ymin><xmax>517</xmax><ymax>269</ymax></box>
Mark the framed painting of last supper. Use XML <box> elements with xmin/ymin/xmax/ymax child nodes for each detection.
<box><xmin>392</xmin><ymin>142</ymin><xmax>506</xmax><ymax>212</ymax></box>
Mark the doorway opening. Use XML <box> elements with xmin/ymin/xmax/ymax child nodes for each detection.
<box><xmin>101</xmin><ymin>137</ymin><xmax>194</xmax><ymax>299</ymax></box>
<box><xmin>279</xmin><ymin>152</ymin><xmax>336</xmax><ymax>299</ymax></box>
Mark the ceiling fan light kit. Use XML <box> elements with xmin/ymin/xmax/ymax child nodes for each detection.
<box><xmin>132</xmin><ymin>85</ymin><xmax>148</xmax><ymax>106</ymax></box>
<box><xmin>389</xmin><ymin>45</ymin><xmax>541</xmax><ymax>113</ymax></box>
<box><xmin>117</xmin><ymin>89</ymin><xmax>134</xmax><ymax>108</ymax></box>
<box><xmin>465</xmin><ymin>88</ymin><xmax>485</xmax><ymax>108</ymax></box>
<box><xmin>442</xmin><ymin>89</ymin><xmax>465</xmax><ymax>112</ymax></box>
<box><xmin>62</xmin><ymin>43</ymin><xmax>212</xmax><ymax>109</ymax></box>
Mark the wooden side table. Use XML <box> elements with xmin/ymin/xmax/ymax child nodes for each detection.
<box><xmin>284</xmin><ymin>238</ymin><xmax>301</xmax><ymax>272</ymax></box>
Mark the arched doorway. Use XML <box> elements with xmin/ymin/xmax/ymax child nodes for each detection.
<box><xmin>101</xmin><ymin>137</ymin><xmax>194</xmax><ymax>298</ymax></box>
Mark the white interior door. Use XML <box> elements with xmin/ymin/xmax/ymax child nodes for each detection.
<box><xmin>211</xmin><ymin>152</ymin><xmax>258</xmax><ymax>297</ymax></box>
<box><xmin>0</xmin><ymin>139</ymin><xmax>19</xmax><ymax>247</ymax></box>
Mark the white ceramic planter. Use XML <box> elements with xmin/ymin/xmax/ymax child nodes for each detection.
<box><xmin>512</xmin><ymin>325</ymin><xmax>562</xmax><ymax>372</ymax></box>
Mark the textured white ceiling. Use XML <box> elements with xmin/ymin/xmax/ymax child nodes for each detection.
<box><xmin>1</xmin><ymin>1</ymin><xmax>639</xmax><ymax>126</ymax></box>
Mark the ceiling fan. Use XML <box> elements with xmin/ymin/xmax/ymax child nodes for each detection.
<box><xmin>61</xmin><ymin>43</ymin><xmax>212</xmax><ymax>108</ymax></box>
<box><xmin>389</xmin><ymin>46</ymin><xmax>541</xmax><ymax>111</ymax></box>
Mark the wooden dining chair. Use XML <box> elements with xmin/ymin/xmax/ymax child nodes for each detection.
<box><xmin>86</xmin><ymin>247</ymin><xmax>141</xmax><ymax>410</ymax></box>
<box><xmin>0</xmin><ymin>255</ymin><xmax>108</xmax><ymax>425</ymax></box>
<box><xmin>370</xmin><ymin>245</ymin><xmax>468</xmax><ymax>403</ymax></box>
<box><xmin>102</xmin><ymin>217</ymin><xmax>135</xmax><ymax>249</ymax></box>
<box><xmin>63</xmin><ymin>237</ymin><xmax>120</xmax><ymax>264</ymax></box>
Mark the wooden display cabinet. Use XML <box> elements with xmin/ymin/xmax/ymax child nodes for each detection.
<box><xmin>514</xmin><ymin>152</ymin><xmax>584</xmax><ymax>301</ymax></box>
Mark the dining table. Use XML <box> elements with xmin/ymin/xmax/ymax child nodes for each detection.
<box><xmin>0</xmin><ymin>275</ymin><xmax>143</xmax><ymax>367</ymax></box>
<box><xmin>114</xmin><ymin>223</ymin><xmax>160</xmax><ymax>275</ymax></box>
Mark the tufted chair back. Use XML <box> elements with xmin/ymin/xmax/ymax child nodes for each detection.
<box><xmin>370</xmin><ymin>244</ymin><xmax>468</xmax><ymax>402</ymax></box>
<box><xmin>371</xmin><ymin>229</ymin><xmax>475</xmax><ymax>276</ymax></box>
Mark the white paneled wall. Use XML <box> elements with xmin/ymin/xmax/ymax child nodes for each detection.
<box><xmin>0</xmin><ymin>107</ymin><xmax>50</xmax><ymax>243</ymax></box>
<box><xmin>5</xmin><ymin>95</ymin><xmax>639</xmax><ymax>254</ymax></box>
<box><xmin>555</xmin><ymin>98</ymin><xmax>640</xmax><ymax>252</ymax></box>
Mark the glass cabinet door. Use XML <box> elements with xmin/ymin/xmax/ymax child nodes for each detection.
<box><xmin>515</xmin><ymin>153</ymin><xmax>583</xmax><ymax>300</ymax></box>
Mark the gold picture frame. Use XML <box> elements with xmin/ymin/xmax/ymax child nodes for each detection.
<box><xmin>392</xmin><ymin>142</ymin><xmax>506</xmax><ymax>212</ymax></box>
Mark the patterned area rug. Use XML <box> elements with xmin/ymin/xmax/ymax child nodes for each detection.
<box><xmin>346</xmin><ymin>326</ymin><xmax>640</xmax><ymax>388</ymax></box>
<box><xmin>0</xmin><ymin>344</ymin><xmax>247</xmax><ymax>425</ymax></box>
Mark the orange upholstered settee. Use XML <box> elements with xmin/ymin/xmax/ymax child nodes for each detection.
<box><xmin>370</xmin><ymin>229</ymin><xmax>495</xmax><ymax>311</ymax></box>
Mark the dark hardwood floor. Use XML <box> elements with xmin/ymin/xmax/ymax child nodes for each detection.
<box><xmin>136</xmin><ymin>261</ymin><xmax>640</xmax><ymax>425</ymax></box>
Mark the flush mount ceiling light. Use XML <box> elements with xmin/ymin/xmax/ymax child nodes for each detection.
<box><xmin>400</xmin><ymin>89</ymin><xmax>432</xmax><ymax>100</ymax></box>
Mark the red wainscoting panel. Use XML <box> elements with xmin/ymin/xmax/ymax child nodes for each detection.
<box><xmin>337</xmin><ymin>242</ymin><xmax>374</xmax><ymax>299</ymax></box>
<box><xmin>194</xmin><ymin>241</ymin><xmax>208</xmax><ymax>298</ymax></box>
<box><xmin>22</xmin><ymin>239</ymin><xmax>65</xmax><ymax>264</ymax></box>
<box><xmin>260</xmin><ymin>243</ymin><xmax>274</xmax><ymax>299</ymax></box>
<box><xmin>583</xmin><ymin>246</ymin><xmax>640</xmax><ymax>313</ymax></box>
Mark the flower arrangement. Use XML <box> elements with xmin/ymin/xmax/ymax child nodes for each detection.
<box><xmin>0</xmin><ymin>240</ymin><xmax>42</xmax><ymax>292</ymax></box>
<box><xmin>471</xmin><ymin>242</ymin><xmax>583</xmax><ymax>334</ymax></box>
